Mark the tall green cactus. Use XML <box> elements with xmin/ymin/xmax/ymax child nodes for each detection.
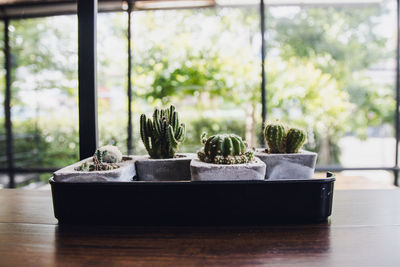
<box><xmin>285</xmin><ymin>128</ymin><xmax>307</xmax><ymax>153</ymax></box>
<box><xmin>198</xmin><ymin>132</ymin><xmax>254</xmax><ymax>164</ymax></box>
<box><xmin>264</xmin><ymin>120</ymin><xmax>286</xmax><ymax>153</ymax></box>
<box><xmin>140</xmin><ymin>105</ymin><xmax>185</xmax><ymax>159</ymax></box>
<box><xmin>264</xmin><ymin>121</ymin><xmax>307</xmax><ymax>153</ymax></box>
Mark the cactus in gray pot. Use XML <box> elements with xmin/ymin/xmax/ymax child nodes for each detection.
<box><xmin>140</xmin><ymin>105</ymin><xmax>185</xmax><ymax>159</ymax></box>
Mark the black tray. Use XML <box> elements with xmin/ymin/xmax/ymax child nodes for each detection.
<box><xmin>50</xmin><ymin>173</ymin><xmax>335</xmax><ymax>225</ymax></box>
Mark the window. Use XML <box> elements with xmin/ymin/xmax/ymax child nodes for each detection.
<box><xmin>0</xmin><ymin>0</ymin><xmax>399</xmax><ymax>188</ymax></box>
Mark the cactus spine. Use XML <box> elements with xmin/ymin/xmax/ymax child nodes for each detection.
<box><xmin>140</xmin><ymin>105</ymin><xmax>185</xmax><ymax>159</ymax></box>
<box><xmin>198</xmin><ymin>133</ymin><xmax>254</xmax><ymax>164</ymax></box>
<box><xmin>264</xmin><ymin>121</ymin><xmax>307</xmax><ymax>154</ymax></box>
<box><xmin>285</xmin><ymin>128</ymin><xmax>306</xmax><ymax>153</ymax></box>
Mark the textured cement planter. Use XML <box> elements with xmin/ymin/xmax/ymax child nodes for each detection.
<box><xmin>53</xmin><ymin>156</ymin><xmax>136</xmax><ymax>183</ymax></box>
<box><xmin>255</xmin><ymin>149</ymin><xmax>317</xmax><ymax>180</ymax></box>
<box><xmin>135</xmin><ymin>153</ymin><xmax>196</xmax><ymax>181</ymax></box>
<box><xmin>190</xmin><ymin>157</ymin><xmax>266</xmax><ymax>181</ymax></box>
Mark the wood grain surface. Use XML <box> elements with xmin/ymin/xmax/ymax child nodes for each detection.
<box><xmin>1</xmin><ymin>189</ymin><xmax>400</xmax><ymax>266</ymax></box>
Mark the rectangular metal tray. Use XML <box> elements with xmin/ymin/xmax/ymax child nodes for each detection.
<box><xmin>50</xmin><ymin>173</ymin><xmax>335</xmax><ymax>225</ymax></box>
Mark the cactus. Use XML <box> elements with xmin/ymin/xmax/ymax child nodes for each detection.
<box><xmin>76</xmin><ymin>147</ymin><xmax>120</xmax><ymax>172</ymax></box>
<box><xmin>79</xmin><ymin>161</ymin><xmax>90</xmax><ymax>171</ymax></box>
<box><xmin>97</xmin><ymin>145</ymin><xmax>123</xmax><ymax>163</ymax></box>
<box><xmin>198</xmin><ymin>133</ymin><xmax>254</xmax><ymax>164</ymax></box>
<box><xmin>263</xmin><ymin>120</ymin><xmax>307</xmax><ymax>154</ymax></box>
<box><xmin>95</xmin><ymin>149</ymin><xmax>107</xmax><ymax>163</ymax></box>
<box><xmin>285</xmin><ymin>128</ymin><xmax>307</xmax><ymax>153</ymax></box>
<box><xmin>264</xmin><ymin>120</ymin><xmax>286</xmax><ymax>153</ymax></box>
<box><xmin>140</xmin><ymin>105</ymin><xmax>185</xmax><ymax>159</ymax></box>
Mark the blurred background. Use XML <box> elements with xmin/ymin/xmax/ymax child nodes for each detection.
<box><xmin>0</xmin><ymin>0</ymin><xmax>398</xmax><ymax>189</ymax></box>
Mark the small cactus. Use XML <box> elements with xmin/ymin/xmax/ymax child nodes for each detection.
<box><xmin>97</xmin><ymin>145</ymin><xmax>123</xmax><ymax>163</ymax></box>
<box><xmin>95</xmin><ymin>149</ymin><xmax>107</xmax><ymax>163</ymax></box>
<box><xmin>285</xmin><ymin>128</ymin><xmax>307</xmax><ymax>153</ymax></box>
<box><xmin>264</xmin><ymin>121</ymin><xmax>307</xmax><ymax>154</ymax></box>
<box><xmin>264</xmin><ymin>120</ymin><xmax>286</xmax><ymax>153</ymax></box>
<box><xmin>140</xmin><ymin>105</ymin><xmax>185</xmax><ymax>159</ymax></box>
<box><xmin>79</xmin><ymin>161</ymin><xmax>90</xmax><ymax>171</ymax></box>
<box><xmin>76</xmin><ymin>146</ymin><xmax>121</xmax><ymax>172</ymax></box>
<box><xmin>198</xmin><ymin>132</ymin><xmax>254</xmax><ymax>164</ymax></box>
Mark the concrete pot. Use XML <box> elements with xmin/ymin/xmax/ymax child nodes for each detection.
<box><xmin>255</xmin><ymin>149</ymin><xmax>317</xmax><ymax>180</ymax></box>
<box><xmin>53</xmin><ymin>156</ymin><xmax>136</xmax><ymax>183</ymax></box>
<box><xmin>190</xmin><ymin>157</ymin><xmax>266</xmax><ymax>181</ymax></box>
<box><xmin>135</xmin><ymin>153</ymin><xmax>196</xmax><ymax>181</ymax></box>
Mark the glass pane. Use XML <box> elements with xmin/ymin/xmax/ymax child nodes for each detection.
<box><xmin>97</xmin><ymin>12</ymin><xmax>129</xmax><ymax>154</ymax></box>
<box><xmin>266</xmin><ymin>0</ymin><xmax>396</xmax><ymax>169</ymax></box>
<box><xmin>0</xmin><ymin>22</ymin><xmax>5</xmax><ymax>170</ymax></box>
<box><xmin>10</xmin><ymin>16</ymin><xmax>79</xmax><ymax>171</ymax></box>
<box><xmin>132</xmin><ymin>6</ymin><xmax>260</xmax><ymax>155</ymax></box>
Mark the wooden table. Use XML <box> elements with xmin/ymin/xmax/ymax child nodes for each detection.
<box><xmin>0</xmin><ymin>189</ymin><xmax>399</xmax><ymax>266</ymax></box>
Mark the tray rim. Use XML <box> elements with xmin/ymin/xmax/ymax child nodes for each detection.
<box><xmin>49</xmin><ymin>172</ymin><xmax>335</xmax><ymax>186</ymax></box>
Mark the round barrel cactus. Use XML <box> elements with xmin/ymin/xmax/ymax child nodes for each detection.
<box><xmin>264</xmin><ymin>120</ymin><xmax>286</xmax><ymax>153</ymax></box>
<box><xmin>198</xmin><ymin>132</ymin><xmax>254</xmax><ymax>164</ymax></box>
<box><xmin>263</xmin><ymin>120</ymin><xmax>307</xmax><ymax>154</ymax></box>
<box><xmin>285</xmin><ymin>128</ymin><xmax>307</xmax><ymax>153</ymax></box>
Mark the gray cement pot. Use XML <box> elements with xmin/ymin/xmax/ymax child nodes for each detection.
<box><xmin>255</xmin><ymin>149</ymin><xmax>317</xmax><ymax>180</ymax></box>
<box><xmin>53</xmin><ymin>156</ymin><xmax>136</xmax><ymax>183</ymax></box>
<box><xmin>190</xmin><ymin>157</ymin><xmax>266</xmax><ymax>181</ymax></box>
<box><xmin>135</xmin><ymin>153</ymin><xmax>196</xmax><ymax>181</ymax></box>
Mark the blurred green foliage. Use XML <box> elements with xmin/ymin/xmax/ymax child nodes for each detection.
<box><xmin>0</xmin><ymin>2</ymin><xmax>396</xmax><ymax>182</ymax></box>
<box><xmin>133</xmin><ymin>5</ymin><xmax>395</xmax><ymax>164</ymax></box>
<box><xmin>183</xmin><ymin>117</ymin><xmax>247</xmax><ymax>152</ymax></box>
